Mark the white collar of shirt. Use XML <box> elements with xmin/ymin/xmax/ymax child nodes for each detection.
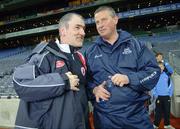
<box><xmin>55</xmin><ymin>39</ymin><xmax>71</xmax><ymax>53</ymax></box>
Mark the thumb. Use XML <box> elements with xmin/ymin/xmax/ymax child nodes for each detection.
<box><xmin>96</xmin><ymin>96</ymin><xmax>100</xmax><ymax>103</ymax></box>
<box><xmin>119</xmin><ymin>82</ymin><xmax>124</xmax><ymax>87</ymax></box>
<box><xmin>101</xmin><ymin>81</ymin><xmax>106</xmax><ymax>86</ymax></box>
<box><xmin>66</xmin><ymin>72</ymin><xmax>72</xmax><ymax>76</ymax></box>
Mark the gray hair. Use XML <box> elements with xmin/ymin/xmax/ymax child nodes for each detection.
<box><xmin>94</xmin><ymin>6</ymin><xmax>117</xmax><ymax>17</ymax></box>
<box><xmin>58</xmin><ymin>13</ymin><xmax>84</xmax><ymax>29</ymax></box>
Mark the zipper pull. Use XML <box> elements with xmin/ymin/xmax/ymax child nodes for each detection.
<box><xmin>72</xmin><ymin>54</ymin><xmax>75</xmax><ymax>60</ymax></box>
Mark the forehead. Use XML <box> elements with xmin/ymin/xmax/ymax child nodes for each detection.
<box><xmin>94</xmin><ymin>10</ymin><xmax>112</xmax><ymax>19</ymax></box>
<box><xmin>68</xmin><ymin>15</ymin><xmax>85</xmax><ymax>27</ymax></box>
<box><xmin>157</xmin><ymin>54</ymin><xmax>162</xmax><ymax>58</ymax></box>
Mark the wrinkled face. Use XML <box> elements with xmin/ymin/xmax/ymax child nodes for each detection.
<box><xmin>94</xmin><ymin>10</ymin><xmax>118</xmax><ymax>39</ymax></box>
<box><xmin>156</xmin><ymin>55</ymin><xmax>163</xmax><ymax>62</ymax></box>
<box><xmin>61</xmin><ymin>16</ymin><xmax>85</xmax><ymax>47</ymax></box>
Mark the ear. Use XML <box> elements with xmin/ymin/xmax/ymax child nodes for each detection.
<box><xmin>59</xmin><ymin>27</ymin><xmax>66</xmax><ymax>36</ymax></box>
<box><xmin>114</xmin><ymin>16</ymin><xmax>119</xmax><ymax>25</ymax></box>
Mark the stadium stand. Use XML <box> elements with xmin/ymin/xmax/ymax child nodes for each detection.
<box><xmin>0</xmin><ymin>49</ymin><xmax>31</xmax><ymax>97</ymax></box>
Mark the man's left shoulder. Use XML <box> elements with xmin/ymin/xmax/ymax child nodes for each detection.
<box><xmin>128</xmin><ymin>37</ymin><xmax>145</xmax><ymax>53</ymax></box>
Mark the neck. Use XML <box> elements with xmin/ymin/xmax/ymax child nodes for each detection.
<box><xmin>103</xmin><ymin>31</ymin><xmax>118</xmax><ymax>45</ymax></box>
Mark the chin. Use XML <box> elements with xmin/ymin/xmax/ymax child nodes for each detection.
<box><xmin>75</xmin><ymin>43</ymin><xmax>83</xmax><ymax>47</ymax></box>
<box><xmin>99</xmin><ymin>32</ymin><xmax>107</xmax><ymax>37</ymax></box>
<box><xmin>100</xmin><ymin>34</ymin><xmax>109</xmax><ymax>39</ymax></box>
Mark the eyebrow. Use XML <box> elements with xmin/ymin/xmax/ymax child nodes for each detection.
<box><xmin>76</xmin><ymin>24</ymin><xmax>85</xmax><ymax>29</ymax></box>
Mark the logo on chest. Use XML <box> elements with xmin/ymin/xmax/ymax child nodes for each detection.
<box><xmin>56</xmin><ymin>60</ymin><xmax>65</xmax><ymax>68</ymax></box>
<box><xmin>122</xmin><ymin>47</ymin><xmax>132</xmax><ymax>55</ymax></box>
<box><xmin>94</xmin><ymin>54</ymin><xmax>102</xmax><ymax>59</ymax></box>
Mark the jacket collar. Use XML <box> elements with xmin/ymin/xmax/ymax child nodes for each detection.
<box><xmin>48</xmin><ymin>39</ymin><xmax>78</xmax><ymax>54</ymax></box>
<box><xmin>95</xmin><ymin>29</ymin><xmax>132</xmax><ymax>46</ymax></box>
<box><xmin>94</xmin><ymin>29</ymin><xmax>133</xmax><ymax>53</ymax></box>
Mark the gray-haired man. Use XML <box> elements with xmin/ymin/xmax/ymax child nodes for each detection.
<box><xmin>13</xmin><ymin>13</ymin><xmax>89</xmax><ymax>129</ymax></box>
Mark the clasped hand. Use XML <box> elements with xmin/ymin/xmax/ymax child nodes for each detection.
<box><xmin>66</xmin><ymin>72</ymin><xmax>80</xmax><ymax>91</ymax></box>
<box><xmin>93</xmin><ymin>74</ymin><xmax>129</xmax><ymax>102</ymax></box>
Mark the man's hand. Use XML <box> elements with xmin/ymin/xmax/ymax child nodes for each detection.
<box><xmin>111</xmin><ymin>74</ymin><xmax>129</xmax><ymax>87</ymax></box>
<box><xmin>93</xmin><ymin>81</ymin><xmax>110</xmax><ymax>102</ymax></box>
<box><xmin>66</xmin><ymin>72</ymin><xmax>80</xmax><ymax>91</ymax></box>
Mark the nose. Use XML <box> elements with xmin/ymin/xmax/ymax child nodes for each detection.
<box><xmin>97</xmin><ymin>22</ymin><xmax>104</xmax><ymax>29</ymax></box>
<box><xmin>80</xmin><ymin>28</ymin><xmax>85</xmax><ymax>36</ymax></box>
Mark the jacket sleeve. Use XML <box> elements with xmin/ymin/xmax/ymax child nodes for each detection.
<box><xmin>164</xmin><ymin>61</ymin><xmax>174</xmax><ymax>75</ymax></box>
<box><xmin>126</xmin><ymin>43</ymin><xmax>161</xmax><ymax>92</ymax></box>
<box><xmin>13</xmin><ymin>53</ymin><xmax>70</xmax><ymax>102</ymax></box>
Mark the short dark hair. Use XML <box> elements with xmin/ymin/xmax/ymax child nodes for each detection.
<box><xmin>156</xmin><ymin>52</ymin><xmax>163</xmax><ymax>57</ymax></box>
<box><xmin>94</xmin><ymin>6</ymin><xmax>116</xmax><ymax>17</ymax></box>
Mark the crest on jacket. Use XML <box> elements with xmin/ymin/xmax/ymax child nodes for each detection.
<box><xmin>56</xmin><ymin>60</ymin><xmax>65</xmax><ymax>68</ymax></box>
<box><xmin>81</xmin><ymin>67</ymin><xmax>86</xmax><ymax>76</ymax></box>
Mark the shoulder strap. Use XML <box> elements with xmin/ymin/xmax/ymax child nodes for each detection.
<box><xmin>32</xmin><ymin>41</ymin><xmax>48</xmax><ymax>54</ymax></box>
<box><xmin>26</xmin><ymin>42</ymin><xmax>48</xmax><ymax>62</ymax></box>
<box><xmin>45</xmin><ymin>46</ymin><xmax>68</xmax><ymax>60</ymax></box>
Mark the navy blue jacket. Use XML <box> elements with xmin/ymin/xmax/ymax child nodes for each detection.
<box><xmin>13</xmin><ymin>41</ymin><xmax>89</xmax><ymax>129</ymax></box>
<box><xmin>85</xmin><ymin>30</ymin><xmax>160</xmax><ymax>129</ymax></box>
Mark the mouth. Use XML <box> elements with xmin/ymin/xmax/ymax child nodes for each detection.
<box><xmin>76</xmin><ymin>37</ymin><xmax>84</xmax><ymax>41</ymax></box>
<box><xmin>99</xmin><ymin>29</ymin><xmax>106</xmax><ymax>33</ymax></box>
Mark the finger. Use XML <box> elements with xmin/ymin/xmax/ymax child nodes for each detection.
<box><xmin>103</xmin><ymin>89</ymin><xmax>111</xmax><ymax>96</ymax></box>
<box><xmin>100</xmin><ymin>89</ymin><xmax>110</xmax><ymax>100</ymax></box>
<box><xmin>119</xmin><ymin>82</ymin><xmax>124</xmax><ymax>87</ymax></box>
<box><xmin>101</xmin><ymin>81</ymin><xmax>106</xmax><ymax>86</ymax></box>
<box><xmin>114</xmin><ymin>76</ymin><xmax>120</xmax><ymax>83</ymax></box>
<box><xmin>98</xmin><ymin>85</ymin><xmax>111</xmax><ymax>96</ymax></box>
<box><xmin>113</xmin><ymin>80</ymin><xmax>118</xmax><ymax>86</ymax></box>
<box><xmin>76</xmin><ymin>78</ymin><xmax>80</xmax><ymax>82</ymax></box>
<box><xmin>75</xmin><ymin>79</ymin><xmax>80</xmax><ymax>86</ymax></box>
<box><xmin>74</xmin><ymin>87</ymin><xmax>80</xmax><ymax>91</ymax></box>
<box><xmin>66</xmin><ymin>72</ymin><xmax>72</xmax><ymax>75</ymax></box>
<box><xmin>113</xmin><ymin>79</ymin><xmax>119</xmax><ymax>86</ymax></box>
<box><xmin>94</xmin><ymin>86</ymin><xmax>110</xmax><ymax>101</ymax></box>
<box><xmin>111</xmin><ymin>76</ymin><xmax>117</xmax><ymax>84</ymax></box>
<box><xmin>75</xmin><ymin>82</ymin><xmax>79</xmax><ymax>87</ymax></box>
<box><xmin>101</xmin><ymin>94</ymin><xmax>110</xmax><ymax>101</ymax></box>
<box><xmin>96</xmin><ymin>96</ymin><xmax>100</xmax><ymax>103</ymax></box>
<box><xmin>73</xmin><ymin>75</ymin><xmax>78</xmax><ymax>79</ymax></box>
<box><xmin>71</xmin><ymin>78</ymin><xmax>79</xmax><ymax>85</ymax></box>
<box><xmin>69</xmin><ymin>75</ymin><xmax>77</xmax><ymax>80</ymax></box>
<box><xmin>111</xmin><ymin>75</ymin><xmax>117</xmax><ymax>81</ymax></box>
<box><xmin>71</xmin><ymin>86</ymin><xmax>80</xmax><ymax>91</ymax></box>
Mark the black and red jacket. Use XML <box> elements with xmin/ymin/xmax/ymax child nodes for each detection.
<box><xmin>13</xmin><ymin>41</ymin><xmax>89</xmax><ymax>129</ymax></box>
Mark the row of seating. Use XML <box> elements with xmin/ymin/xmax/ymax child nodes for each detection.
<box><xmin>137</xmin><ymin>31</ymin><xmax>180</xmax><ymax>43</ymax></box>
<box><xmin>0</xmin><ymin>50</ymin><xmax>31</xmax><ymax>97</ymax></box>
